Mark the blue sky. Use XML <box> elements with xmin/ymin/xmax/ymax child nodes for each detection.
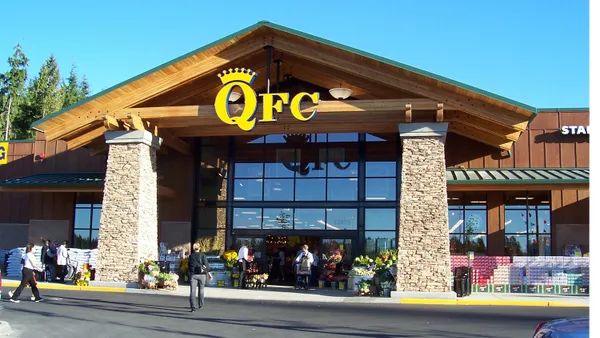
<box><xmin>0</xmin><ymin>0</ymin><xmax>589</xmax><ymax>109</ymax></box>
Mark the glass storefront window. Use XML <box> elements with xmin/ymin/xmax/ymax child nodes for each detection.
<box><xmin>322</xmin><ymin>238</ymin><xmax>353</xmax><ymax>262</ymax></box>
<box><xmin>262</xmin><ymin>208</ymin><xmax>293</xmax><ymax>230</ymax></box>
<box><xmin>365</xmin><ymin>162</ymin><xmax>396</xmax><ymax>177</ymax></box>
<box><xmin>446</xmin><ymin>193</ymin><xmax>487</xmax><ymax>255</ymax></box>
<box><xmin>365</xmin><ymin>208</ymin><xmax>396</xmax><ymax>231</ymax></box>
<box><xmin>326</xmin><ymin>209</ymin><xmax>357</xmax><ymax>230</ymax></box>
<box><xmin>264</xmin><ymin>148</ymin><xmax>296</xmax><ymax>178</ymax></box>
<box><xmin>234</xmin><ymin>163</ymin><xmax>263</xmax><ymax>178</ymax></box>
<box><xmin>233</xmin><ymin>208</ymin><xmax>262</xmax><ymax>229</ymax></box>
<box><xmin>233</xmin><ymin>179</ymin><xmax>263</xmax><ymax>201</ymax></box>
<box><xmin>365</xmin><ymin>178</ymin><xmax>396</xmax><ymax>201</ymax></box>
<box><xmin>504</xmin><ymin>191</ymin><xmax>552</xmax><ymax>256</ymax></box>
<box><xmin>365</xmin><ymin>231</ymin><xmax>395</xmax><ymax>257</ymax></box>
<box><xmin>73</xmin><ymin>193</ymin><xmax>102</xmax><ymax>249</ymax></box>
<box><xmin>294</xmin><ymin>209</ymin><xmax>326</xmax><ymax>230</ymax></box>
<box><xmin>327</xmin><ymin>147</ymin><xmax>358</xmax><ymax>178</ymax></box>
<box><xmin>263</xmin><ymin>179</ymin><xmax>294</xmax><ymax>201</ymax></box>
<box><xmin>327</xmin><ymin>178</ymin><xmax>358</xmax><ymax>201</ymax></box>
<box><xmin>327</xmin><ymin>133</ymin><xmax>358</xmax><ymax>142</ymax></box>
<box><xmin>296</xmin><ymin>147</ymin><xmax>327</xmax><ymax>178</ymax></box>
<box><xmin>294</xmin><ymin>179</ymin><xmax>326</xmax><ymax>201</ymax></box>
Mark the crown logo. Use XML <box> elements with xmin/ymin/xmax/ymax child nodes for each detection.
<box><xmin>217</xmin><ymin>68</ymin><xmax>258</xmax><ymax>85</ymax></box>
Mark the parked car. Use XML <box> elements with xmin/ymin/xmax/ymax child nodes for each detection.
<box><xmin>532</xmin><ymin>317</ymin><xmax>589</xmax><ymax>338</ymax></box>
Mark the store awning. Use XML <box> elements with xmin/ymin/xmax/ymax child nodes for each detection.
<box><xmin>447</xmin><ymin>168</ymin><xmax>589</xmax><ymax>191</ymax></box>
<box><xmin>0</xmin><ymin>172</ymin><xmax>176</xmax><ymax>197</ymax></box>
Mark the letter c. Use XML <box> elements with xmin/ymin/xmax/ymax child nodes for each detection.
<box><xmin>214</xmin><ymin>81</ymin><xmax>259</xmax><ymax>132</ymax></box>
<box><xmin>290</xmin><ymin>92</ymin><xmax>320</xmax><ymax>122</ymax></box>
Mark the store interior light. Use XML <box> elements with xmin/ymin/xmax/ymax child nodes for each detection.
<box><xmin>329</xmin><ymin>87</ymin><xmax>353</xmax><ymax>99</ymax></box>
<box><xmin>470</xmin><ymin>201</ymin><xmax>486</xmax><ymax>204</ymax></box>
<box><xmin>515</xmin><ymin>197</ymin><xmax>534</xmax><ymax>200</ymax></box>
<box><xmin>228</xmin><ymin>91</ymin><xmax>242</xmax><ymax>102</ymax></box>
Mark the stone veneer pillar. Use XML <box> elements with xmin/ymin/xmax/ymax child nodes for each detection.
<box><xmin>393</xmin><ymin>122</ymin><xmax>455</xmax><ymax>299</ymax></box>
<box><xmin>95</xmin><ymin>130</ymin><xmax>162</xmax><ymax>282</ymax></box>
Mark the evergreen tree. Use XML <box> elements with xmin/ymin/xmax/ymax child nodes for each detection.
<box><xmin>62</xmin><ymin>64</ymin><xmax>80</xmax><ymax>108</ymax></box>
<box><xmin>13</xmin><ymin>55</ymin><xmax>63</xmax><ymax>139</ymax></box>
<box><xmin>0</xmin><ymin>44</ymin><xmax>29</xmax><ymax>140</ymax></box>
<box><xmin>79</xmin><ymin>75</ymin><xmax>90</xmax><ymax>99</ymax></box>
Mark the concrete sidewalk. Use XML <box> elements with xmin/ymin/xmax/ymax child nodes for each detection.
<box><xmin>1</xmin><ymin>278</ymin><xmax>589</xmax><ymax>307</ymax></box>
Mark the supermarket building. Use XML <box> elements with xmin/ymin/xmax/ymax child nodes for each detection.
<box><xmin>0</xmin><ymin>22</ymin><xmax>589</xmax><ymax>295</ymax></box>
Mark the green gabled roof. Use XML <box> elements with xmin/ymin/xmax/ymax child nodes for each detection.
<box><xmin>447</xmin><ymin>168</ymin><xmax>589</xmax><ymax>185</ymax></box>
<box><xmin>536</xmin><ymin>108</ymin><xmax>590</xmax><ymax>112</ymax></box>
<box><xmin>0</xmin><ymin>172</ymin><xmax>104</xmax><ymax>187</ymax></box>
<box><xmin>31</xmin><ymin>20</ymin><xmax>536</xmax><ymax>130</ymax></box>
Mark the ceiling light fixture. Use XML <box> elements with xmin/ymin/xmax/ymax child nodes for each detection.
<box><xmin>329</xmin><ymin>87</ymin><xmax>353</xmax><ymax>100</ymax></box>
<box><xmin>228</xmin><ymin>91</ymin><xmax>242</xmax><ymax>102</ymax></box>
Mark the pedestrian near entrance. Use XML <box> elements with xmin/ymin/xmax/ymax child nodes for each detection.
<box><xmin>9</xmin><ymin>243</ymin><xmax>44</xmax><ymax>303</ymax></box>
<box><xmin>237</xmin><ymin>241</ymin><xmax>249</xmax><ymax>288</ymax></box>
<box><xmin>57</xmin><ymin>240</ymin><xmax>70</xmax><ymax>283</ymax></box>
<box><xmin>188</xmin><ymin>243</ymin><xmax>212</xmax><ymax>312</ymax></box>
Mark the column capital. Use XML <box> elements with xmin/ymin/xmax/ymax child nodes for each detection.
<box><xmin>398</xmin><ymin>122</ymin><xmax>448</xmax><ymax>142</ymax></box>
<box><xmin>105</xmin><ymin>130</ymin><xmax>162</xmax><ymax>149</ymax></box>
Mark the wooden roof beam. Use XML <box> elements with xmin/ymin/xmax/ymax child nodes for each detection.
<box><xmin>269</xmin><ymin>36</ymin><xmax>531</xmax><ymax>130</ymax></box>
<box><xmin>448</xmin><ymin>122</ymin><xmax>513</xmax><ymax>151</ymax></box>
<box><xmin>127</xmin><ymin>113</ymin><xmax>191</xmax><ymax>155</ymax></box>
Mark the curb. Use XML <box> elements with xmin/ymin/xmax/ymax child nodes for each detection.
<box><xmin>399</xmin><ymin>298</ymin><xmax>589</xmax><ymax>308</ymax></box>
<box><xmin>2</xmin><ymin>281</ymin><xmax>126</xmax><ymax>293</ymax></box>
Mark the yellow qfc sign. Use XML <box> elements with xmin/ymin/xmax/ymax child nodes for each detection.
<box><xmin>214</xmin><ymin>68</ymin><xmax>320</xmax><ymax>131</ymax></box>
<box><xmin>0</xmin><ymin>142</ymin><xmax>8</xmax><ymax>165</ymax></box>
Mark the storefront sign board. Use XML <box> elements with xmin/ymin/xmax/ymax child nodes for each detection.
<box><xmin>214</xmin><ymin>68</ymin><xmax>320</xmax><ymax>131</ymax></box>
<box><xmin>561</xmin><ymin>125</ymin><xmax>590</xmax><ymax>135</ymax></box>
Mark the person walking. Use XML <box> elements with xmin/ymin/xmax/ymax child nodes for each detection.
<box><xmin>188</xmin><ymin>243</ymin><xmax>212</xmax><ymax>312</ymax></box>
<box><xmin>237</xmin><ymin>241</ymin><xmax>249</xmax><ymax>288</ymax></box>
<box><xmin>56</xmin><ymin>240</ymin><xmax>69</xmax><ymax>283</ymax></box>
<box><xmin>9</xmin><ymin>243</ymin><xmax>44</xmax><ymax>303</ymax></box>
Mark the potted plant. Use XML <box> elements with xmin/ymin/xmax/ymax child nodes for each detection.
<box><xmin>357</xmin><ymin>280</ymin><xmax>370</xmax><ymax>296</ymax></box>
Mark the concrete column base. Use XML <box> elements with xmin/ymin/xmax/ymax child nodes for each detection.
<box><xmin>391</xmin><ymin>291</ymin><xmax>457</xmax><ymax>300</ymax></box>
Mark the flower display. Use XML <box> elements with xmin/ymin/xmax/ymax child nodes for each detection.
<box><xmin>75</xmin><ymin>264</ymin><xmax>91</xmax><ymax>287</ymax></box>
<box><xmin>139</xmin><ymin>260</ymin><xmax>160</xmax><ymax>275</ymax></box>
<box><xmin>220</xmin><ymin>250</ymin><xmax>238</xmax><ymax>269</ymax></box>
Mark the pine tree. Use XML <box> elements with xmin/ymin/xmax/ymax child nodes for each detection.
<box><xmin>62</xmin><ymin>64</ymin><xmax>80</xmax><ymax>108</ymax></box>
<box><xmin>0</xmin><ymin>44</ymin><xmax>29</xmax><ymax>140</ymax></box>
<box><xmin>79</xmin><ymin>75</ymin><xmax>90</xmax><ymax>99</ymax></box>
<box><xmin>13</xmin><ymin>55</ymin><xmax>63</xmax><ymax>139</ymax></box>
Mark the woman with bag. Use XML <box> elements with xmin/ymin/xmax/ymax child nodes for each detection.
<box><xmin>9</xmin><ymin>243</ymin><xmax>44</xmax><ymax>303</ymax></box>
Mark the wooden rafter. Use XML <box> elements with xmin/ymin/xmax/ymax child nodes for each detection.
<box><xmin>269</xmin><ymin>35</ymin><xmax>531</xmax><ymax>131</ymax></box>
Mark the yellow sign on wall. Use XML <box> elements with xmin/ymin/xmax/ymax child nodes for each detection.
<box><xmin>0</xmin><ymin>142</ymin><xmax>8</xmax><ymax>165</ymax></box>
<box><xmin>213</xmin><ymin>68</ymin><xmax>320</xmax><ymax>131</ymax></box>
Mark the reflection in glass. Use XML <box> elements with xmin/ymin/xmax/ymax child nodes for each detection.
<box><xmin>263</xmin><ymin>179</ymin><xmax>294</xmax><ymax>201</ymax></box>
<box><xmin>527</xmin><ymin>206</ymin><xmax>538</xmax><ymax>233</ymax></box>
<box><xmin>233</xmin><ymin>208</ymin><xmax>262</xmax><ymax>229</ymax></box>
<box><xmin>505</xmin><ymin>235</ymin><xmax>527</xmax><ymax>256</ymax></box>
<box><xmin>327</xmin><ymin>147</ymin><xmax>358</xmax><ymax>177</ymax></box>
<box><xmin>234</xmin><ymin>163</ymin><xmax>263</xmax><ymax>178</ymax></box>
<box><xmin>465</xmin><ymin>207</ymin><xmax>487</xmax><ymax>233</ymax></box>
<box><xmin>74</xmin><ymin>229</ymin><xmax>91</xmax><ymax>249</ymax></box>
<box><xmin>265</xmin><ymin>148</ymin><xmax>296</xmax><ymax>178</ymax></box>
<box><xmin>365</xmin><ymin>208</ymin><xmax>396</xmax><ymax>230</ymax></box>
<box><xmin>74</xmin><ymin>208</ymin><xmax>91</xmax><ymax>229</ymax></box>
<box><xmin>294</xmin><ymin>209</ymin><xmax>326</xmax><ymax>230</ymax></box>
<box><xmin>265</xmin><ymin>135</ymin><xmax>287</xmax><ymax>143</ymax></box>
<box><xmin>294</xmin><ymin>179</ymin><xmax>326</xmax><ymax>201</ymax></box>
<box><xmin>448</xmin><ymin>207</ymin><xmax>464</xmax><ymax>233</ymax></box>
<box><xmin>296</xmin><ymin>147</ymin><xmax>327</xmax><ymax>178</ymax></box>
<box><xmin>538</xmin><ymin>234</ymin><xmax>552</xmax><ymax>256</ymax></box>
<box><xmin>322</xmin><ymin>238</ymin><xmax>353</xmax><ymax>262</ymax></box>
<box><xmin>233</xmin><ymin>179</ymin><xmax>263</xmax><ymax>201</ymax></box>
<box><xmin>366</xmin><ymin>161</ymin><xmax>396</xmax><ymax>177</ymax></box>
<box><xmin>91</xmin><ymin>230</ymin><xmax>99</xmax><ymax>249</ymax></box>
<box><xmin>537</xmin><ymin>208</ymin><xmax>551</xmax><ymax>233</ymax></box>
<box><xmin>327</xmin><ymin>178</ymin><xmax>358</xmax><ymax>201</ymax></box>
<box><xmin>326</xmin><ymin>209</ymin><xmax>357</xmax><ymax>230</ymax></box>
<box><xmin>365</xmin><ymin>231</ymin><xmax>396</xmax><ymax>257</ymax></box>
<box><xmin>449</xmin><ymin>234</ymin><xmax>465</xmax><ymax>254</ymax></box>
<box><xmin>91</xmin><ymin>208</ymin><xmax>101</xmax><ymax>229</ymax></box>
<box><xmin>504</xmin><ymin>207</ymin><xmax>528</xmax><ymax>234</ymax></box>
<box><xmin>365</xmin><ymin>134</ymin><xmax>387</xmax><ymax>142</ymax></box>
<box><xmin>365</xmin><ymin>178</ymin><xmax>396</xmax><ymax>201</ymax></box>
<box><xmin>262</xmin><ymin>208</ymin><xmax>293</xmax><ymax>230</ymax></box>
<box><xmin>466</xmin><ymin>234</ymin><xmax>487</xmax><ymax>254</ymax></box>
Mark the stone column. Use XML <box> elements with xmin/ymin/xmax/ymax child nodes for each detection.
<box><xmin>393</xmin><ymin>123</ymin><xmax>455</xmax><ymax>299</ymax></box>
<box><xmin>95</xmin><ymin>130</ymin><xmax>162</xmax><ymax>283</ymax></box>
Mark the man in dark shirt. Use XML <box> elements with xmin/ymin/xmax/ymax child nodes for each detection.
<box><xmin>188</xmin><ymin>243</ymin><xmax>212</xmax><ymax>312</ymax></box>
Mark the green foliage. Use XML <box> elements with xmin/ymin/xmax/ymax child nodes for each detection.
<box><xmin>0</xmin><ymin>45</ymin><xmax>91</xmax><ymax>140</ymax></box>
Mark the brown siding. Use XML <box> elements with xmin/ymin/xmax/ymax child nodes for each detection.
<box><xmin>158</xmin><ymin>151</ymin><xmax>194</xmax><ymax>223</ymax></box>
<box><xmin>550</xmin><ymin>189</ymin><xmax>589</xmax><ymax>255</ymax></box>
<box><xmin>446</xmin><ymin>110</ymin><xmax>589</xmax><ymax>169</ymax></box>
<box><xmin>486</xmin><ymin>192</ymin><xmax>505</xmax><ymax>256</ymax></box>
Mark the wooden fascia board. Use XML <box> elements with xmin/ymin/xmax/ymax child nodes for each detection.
<box><xmin>270</xmin><ymin>37</ymin><xmax>532</xmax><ymax>131</ymax></box>
<box><xmin>43</xmin><ymin>37</ymin><xmax>267</xmax><ymax>142</ymax></box>
<box><xmin>67</xmin><ymin>124</ymin><xmax>108</xmax><ymax>150</ymax></box>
